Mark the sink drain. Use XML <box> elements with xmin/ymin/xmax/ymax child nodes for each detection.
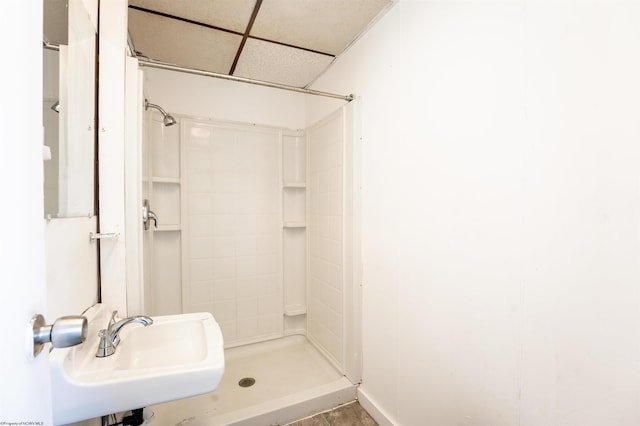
<box><xmin>238</xmin><ymin>377</ymin><xmax>255</xmax><ymax>387</ymax></box>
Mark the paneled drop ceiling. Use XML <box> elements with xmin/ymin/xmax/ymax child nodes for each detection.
<box><xmin>128</xmin><ymin>0</ymin><xmax>393</xmax><ymax>88</ymax></box>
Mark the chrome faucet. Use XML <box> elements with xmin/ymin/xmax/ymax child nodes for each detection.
<box><xmin>96</xmin><ymin>310</ymin><xmax>153</xmax><ymax>357</ymax></box>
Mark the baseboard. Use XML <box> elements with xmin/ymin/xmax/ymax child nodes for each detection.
<box><xmin>357</xmin><ymin>387</ymin><xmax>397</xmax><ymax>426</ymax></box>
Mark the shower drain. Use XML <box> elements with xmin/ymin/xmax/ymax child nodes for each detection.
<box><xmin>238</xmin><ymin>377</ymin><xmax>256</xmax><ymax>387</ymax></box>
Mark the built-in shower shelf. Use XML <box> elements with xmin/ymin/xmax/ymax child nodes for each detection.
<box><xmin>283</xmin><ymin>222</ymin><xmax>306</xmax><ymax>228</ymax></box>
<box><xmin>155</xmin><ymin>225</ymin><xmax>181</xmax><ymax>232</ymax></box>
<box><xmin>284</xmin><ymin>304</ymin><xmax>307</xmax><ymax>316</ymax></box>
<box><xmin>283</xmin><ymin>182</ymin><xmax>306</xmax><ymax>188</ymax></box>
<box><xmin>152</xmin><ymin>177</ymin><xmax>181</xmax><ymax>184</ymax></box>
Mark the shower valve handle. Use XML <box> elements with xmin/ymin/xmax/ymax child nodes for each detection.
<box><xmin>142</xmin><ymin>199</ymin><xmax>159</xmax><ymax>230</ymax></box>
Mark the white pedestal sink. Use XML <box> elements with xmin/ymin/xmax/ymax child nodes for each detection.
<box><xmin>50</xmin><ymin>304</ymin><xmax>225</xmax><ymax>425</ymax></box>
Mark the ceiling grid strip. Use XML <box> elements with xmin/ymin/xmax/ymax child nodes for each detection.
<box><xmin>229</xmin><ymin>0</ymin><xmax>264</xmax><ymax>75</ymax></box>
<box><xmin>128</xmin><ymin>5</ymin><xmax>243</xmax><ymax>37</ymax></box>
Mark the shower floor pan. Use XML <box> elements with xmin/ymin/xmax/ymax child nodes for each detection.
<box><xmin>147</xmin><ymin>335</ymin><xmax>356</xmax><ymax>426</ymax></box>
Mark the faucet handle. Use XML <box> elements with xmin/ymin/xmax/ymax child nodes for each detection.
<box><xmin>109</xmin><ymin>310</ymin><xmax>118</xmax><ymax>328</ymax></box>
<box><xmin>96</xmin><ymin>329</ymin><xmax>115</xmax><ymax>357</ymax></box>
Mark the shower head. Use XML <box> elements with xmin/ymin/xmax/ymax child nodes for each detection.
<box><xmin>144</xmin><ymin>99</ymin><xmax>176</xmax><ymax>127</ymax></box>
<box><xmin>162</xmin><ymin>114</ymin><xmax>177</xmax><ymax>127</ymax></box>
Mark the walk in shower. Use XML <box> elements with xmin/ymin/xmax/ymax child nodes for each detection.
<box><xmin>137</xmin><ymin>100</ymin><xmax>361</xmax><ymax>425</ymax></box>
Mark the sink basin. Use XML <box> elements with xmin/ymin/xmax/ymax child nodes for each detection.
<box><xmin>116</xmin><ymin>317</ymin><xmax>207</xmax><ymax>370</ymax></box>
<box><xmin>50</xmin><ymin>304</ymin><xmax>225</xmax><ymax>424</ymax></box>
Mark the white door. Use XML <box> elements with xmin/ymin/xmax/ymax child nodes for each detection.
<box><xmin>0</xmin><ymin>3</ymin><xmax>53</xmax><ymax>422</ymax></box>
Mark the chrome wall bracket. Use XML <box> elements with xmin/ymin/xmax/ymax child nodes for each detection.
<box><xmin>89</xmin><ymin>232</ymin><xmax>120</xmax><ymax>241</ymax></box>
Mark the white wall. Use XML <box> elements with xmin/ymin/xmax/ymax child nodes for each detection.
<box><xmin>308</xmin><ymin>1</ymin><xmax>640</xmax><ymax>425</ymax></box>
<box><xmin>143</xmin><ymin>68</ymin><xmax>307</xmax><ymax>130</ymax></box>
<box><xmin>45</xmin><ymin>217</ymin><xmax>99</xmax><ymax>320</ymax></box>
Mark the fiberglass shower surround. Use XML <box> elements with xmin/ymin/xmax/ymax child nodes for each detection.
<box><xmin>138</xmin><ymin>97</ymin><xmax>361</xmax><ymax>424</ymax></box>
<box><xmin>141</xmin><ymin>101</ymin><xmax>361</xmax><ymax>379</ymax></box>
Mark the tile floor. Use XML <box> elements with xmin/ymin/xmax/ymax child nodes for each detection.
<box><xmin>285</xmin><ymin>402</ymin><xmax>378</xmax><ymax>426</ymax></box>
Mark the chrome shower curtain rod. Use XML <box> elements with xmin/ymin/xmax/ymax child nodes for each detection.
<box><xmin>44</xmin><ymin>41</ymin><xmax>351</xmax><ymax>101</ymax></box>
<box><xmin>137</xmin><ymin>59</ymin><xmax>354</xmax><ymax>102</ymax></box>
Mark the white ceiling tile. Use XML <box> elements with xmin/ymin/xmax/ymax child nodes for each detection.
<box><xmin>129</xmin><ymin>9</ymin><xmax>242</xmax><ymax>74</ymax></box>
<box><xmin>251</xmin><ymin>0</ymin><xmax>391</xmax><ymax>55</ymax></box>
<box><xmin>129</xmin><ymin>0</ymin><xmax>256</xmax><ymax>33</ymax></box>
<box><xmin>234</xmin><ymin>38</ymin><xmax>334</xmax><ymax>88</ymax></box>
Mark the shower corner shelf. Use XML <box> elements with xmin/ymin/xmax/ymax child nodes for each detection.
<box><xmin>283</xmin><ymin>182</ymin><xmax>306</xmax><ymax>188</ymax></box>
<box><xmin>283</xmin><ymin>222</ymin><xmax>306</xmax><ymax>228</ymax></box>
<box><xmin>155</xmin><ymin>224</ymin><xmax>181</xmax><ymax>232</ymax></box>
<box><xmin>284</xmin><ymin>304</ymin><xmax>307</xmax><ymax>316</ymax></box>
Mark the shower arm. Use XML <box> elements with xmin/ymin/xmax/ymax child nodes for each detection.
<box><xmin>144</xmin><ymin>99</ymin><xmax>168</xmax><ymax>116</ymax></box>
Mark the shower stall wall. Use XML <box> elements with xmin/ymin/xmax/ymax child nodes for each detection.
<box><xmin>306</xmin><ymin>105</ymin><xmax>361</xmax><ymax>380</ymax></box>
<box><xmin>181</xmin><ymin>121</ymin><xmax>284</xmax><ymax>346</ymax></box>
